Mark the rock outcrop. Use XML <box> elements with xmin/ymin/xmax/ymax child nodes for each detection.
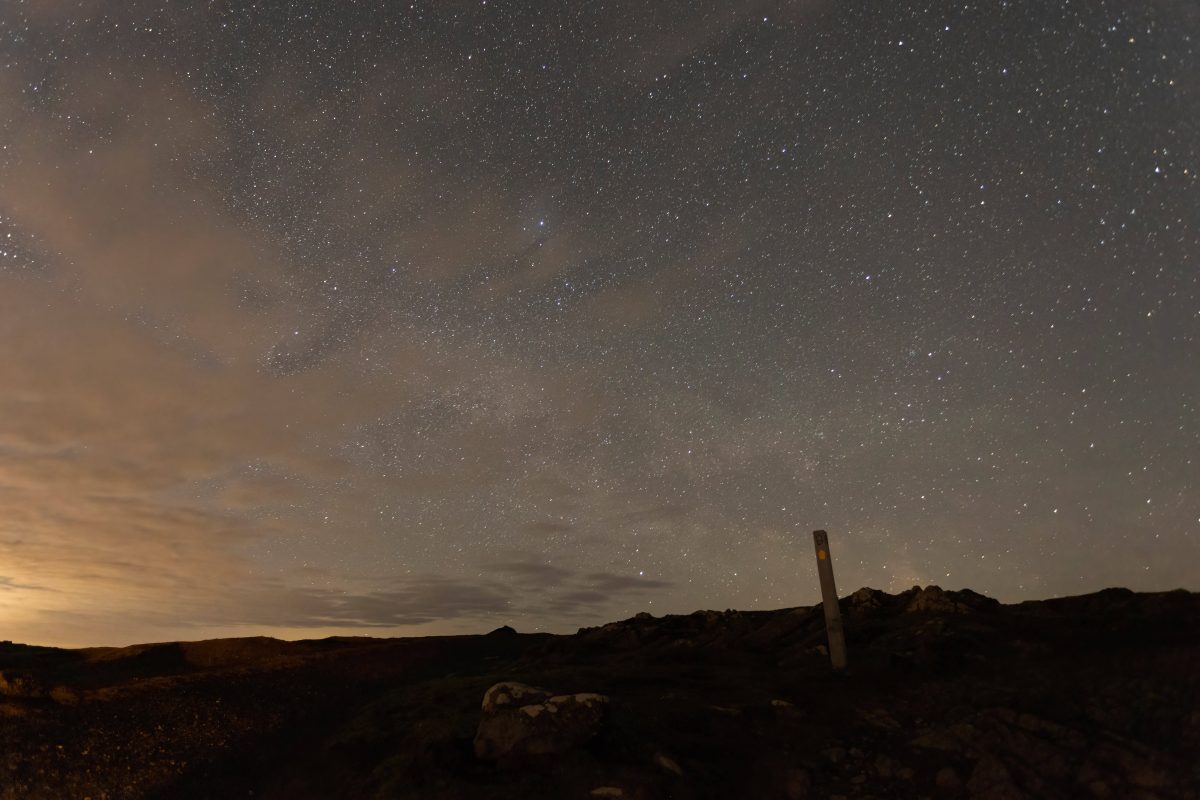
<box><xmin>903</xmin><ymin>584</ymin><xmax>1000</xmax><ymax>614</ymax></box>
<box><xmin>474</xmin><ymin>681</ymin><xmax>609</xmax><ymax>759</ymax></box>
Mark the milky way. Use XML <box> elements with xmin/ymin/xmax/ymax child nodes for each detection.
<box><xmin>1</xmin><ymin>1</ymin><xmax>1197</xmax><ymax>646</ymax></box>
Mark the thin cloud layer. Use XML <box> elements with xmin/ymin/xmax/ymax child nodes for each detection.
<box><xmin>1</xmin><ymin>2</ymin><xmax>1197</xmax><ymax>646</ymax></box>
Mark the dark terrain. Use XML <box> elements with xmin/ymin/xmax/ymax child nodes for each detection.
<box><xmin>2</xmin><ymin>585</ymin><xmax>1197</xmax><ymax>799</ymax></box>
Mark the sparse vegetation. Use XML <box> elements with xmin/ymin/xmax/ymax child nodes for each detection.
<box><xmin>1</xmin><ymin>587</ymin><xmax>1197</xmax><ymax>799</ymax></box>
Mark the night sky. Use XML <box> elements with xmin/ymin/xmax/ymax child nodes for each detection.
<box><xmin>1</xmin><ymin>1</ymin><xmax>1197</xmax><ymax>648</ymax></box>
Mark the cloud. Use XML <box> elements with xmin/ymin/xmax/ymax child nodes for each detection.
<box><xmin>612</xmin><ymin>503</ymin><xmax>691</xmax><ymax>525</ymax></box>
<box><xmin>532</xmin><ymin>571</ymin><xmax>673</xmax><ymax>619</ymax></box>
<box><xmin>0</xmin><ymin>576</ymin><xmax>54</xmax><ymax>593</ymax></box>
<box><xmin>253</xmin><ymin>577</ymin><xmax>514</xmax><ymax>628</ymax></box>
<box><xmin>554</xmin><ymin>590</ymin><xmax>610</xmax><ymax>605</ymax></box>
<box><xmin>582</xmin><ymin>572</ymin><xmax>674</xmax><ymax>594</ymax></box>
<box><xmin>0</xmin><ymin>3</ymin><xmax>768</xmax><ymax>649</ymax></box>
<box><xmin>494</xmin><ymin>561</ymin><xmax>575</xmax><ymax>588</ymax></box>
<box><xmin>519</xmin><ymin>521</ymin><xmax>577</xmax><ymax>537</ymax></box>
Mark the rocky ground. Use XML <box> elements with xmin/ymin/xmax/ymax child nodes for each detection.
<box><xmin>1</xmin><ymin>585</ymin><xmax>1197</xmax><ymax>799</ymax></box>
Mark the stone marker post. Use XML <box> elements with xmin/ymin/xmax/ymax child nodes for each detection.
<box><xmin>812</xmin><ymin>529</ymin><xmax>847</xmax><ymax>670</ymax></box>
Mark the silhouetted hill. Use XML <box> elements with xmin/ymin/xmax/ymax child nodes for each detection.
<box><xmin>2</xmin><ymin>586</ymin><xmax>1197</xmax><ymax>799</ymax></box>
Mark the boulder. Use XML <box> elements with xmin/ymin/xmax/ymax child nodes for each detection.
<box><xmin>474</xmin><ymin>681</ymin><xmax>609</xmax><ymax>759</ymax></box>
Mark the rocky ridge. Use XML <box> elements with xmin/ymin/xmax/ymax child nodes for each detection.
<box><xmin>0</xmin><ymin>585</ymin><xmax>1196</xmax><ymax>799</ymax></box>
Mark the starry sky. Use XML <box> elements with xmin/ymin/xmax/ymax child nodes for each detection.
<box><xmin>1</xmin><ymin>0</ymin><xmax>1197</xmax><ymax>648</ymax></box>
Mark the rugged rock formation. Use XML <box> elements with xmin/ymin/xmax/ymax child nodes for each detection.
<box><xmin>902</xmin><ymin>584</ymin><xmax>1001</xmax><ymax>614</ymax></box>
<box><xmin>473</xmin><ymin>681</ymin><xmax>609</xmax><ymax>759</ymax></box>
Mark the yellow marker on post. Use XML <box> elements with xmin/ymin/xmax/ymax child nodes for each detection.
<box><xmin>812</xmin><ymin>530</ymin><xmax>847</xmax><ymax>670</ymax></box>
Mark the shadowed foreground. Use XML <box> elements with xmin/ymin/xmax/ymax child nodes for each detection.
<box><xmin>2</xmin><ymin>586</ymin><xmax>1197</xmax><ymax>799</ymax></box>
